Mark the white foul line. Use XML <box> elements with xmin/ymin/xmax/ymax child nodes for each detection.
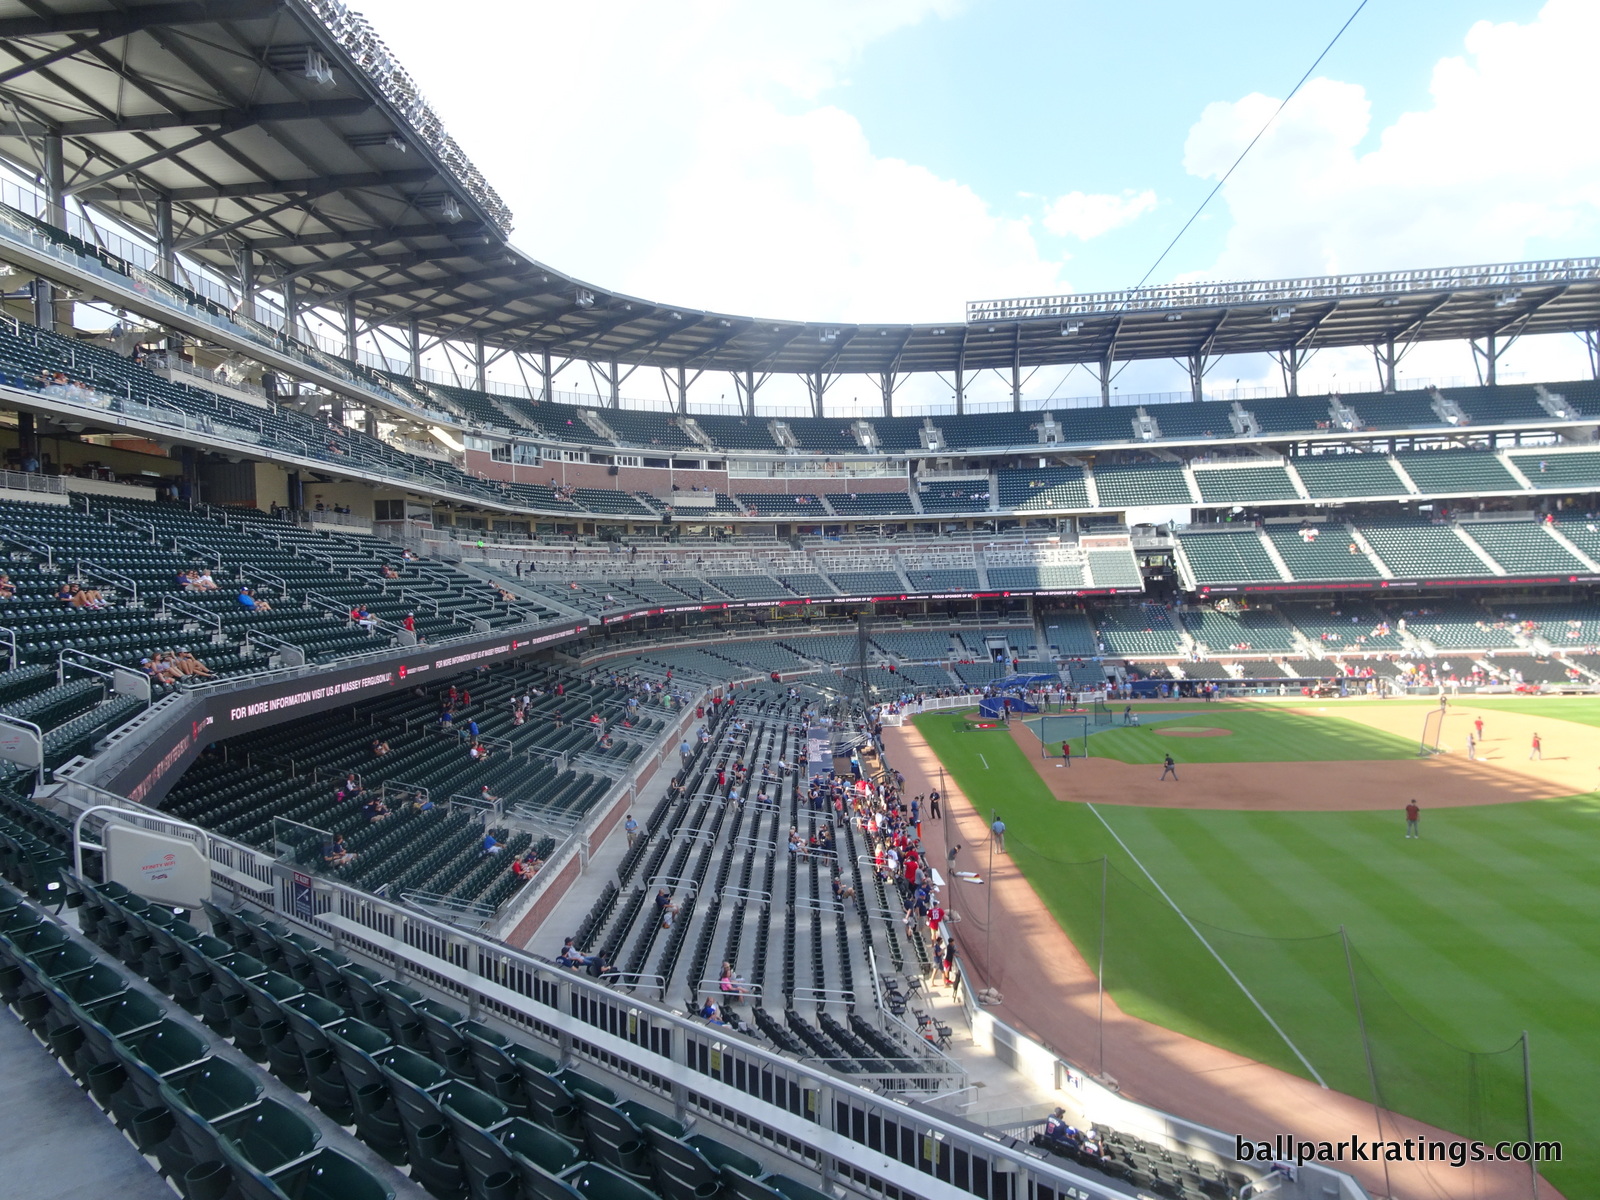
<box><xmin>978</xmin><ymin>754</ymin><xmax>989</xmax><ymax>769</ymax></box>
<box><xmin>1085</xmin><ymin>802</ymin><xmax>1328</xmax><ymax>1089</ymax></box>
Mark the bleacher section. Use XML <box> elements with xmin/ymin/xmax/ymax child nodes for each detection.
<box><xmin>1177</xmin><ymin>531</ymin><xmax>1281</xmax><ymax>584</ymax></box>
<box><xmin>917</xmin><ymin>482</ymin><xmax>991</xmax><ymax>512</ymax></box>
<box><xmin>996</xmin><ymin>466</ymin><xmax>1090</xmax><ymax>510</ymax></box>
<box><xmin>1395</xmin><ymin>451</ymin><xmax>1522</xmax><ymax>495</ymax></box>
<box><xmin>1278</xmin><ymin>602</ymin><xmax>1402</xmax><ymax>654</ymax></box>
<box><xmin>1056</xmin><ymin>407</ymin><xmax>1143</xmax><ymax>444</ymax></box>
<box><xmin>0</xmin><ymin>320</ymin><xmax>505</xmax><ymax>507</ymax></box>
<box><xmin>1461</xmin><ymin>521</ymin><xmax>1587</xmax><ymax>575</ymax></box>
<box><xmin>601</xmin><ymin>409</ymin><xmax>700</xmax><ymax>451</ymax></box>
<box><xmin>1090</xmin><ymin>462</ymin><xmax>1193</xmax><ymax>507</ymax></box>
<box><xmin>868</xmin><ymin>630</ymin><xmax>954</xmax><ymax>660</ymax></box>
<box><xmin>687</xmin><ymin>414</ymin><xmax>780</xmax><ymax>451</ymax></box>
<box><xmin>1507</xmin><ymin>451</ymin><xmax>1600</xmax><ymax>491</ymax></box>
<box><xmin>986</xmin><ymin>563</ymin><xmax>1086</xmax><ymax>590</ymax></box>
<box><xmin>1148</xmin><ymin>401</ymin><xmax>1236</xmax><ymax>440</ymax></box>
<box><xmin>0</xmin><ymin>495</ymin><xmax>548</xmax><ymax>675</ymax></box>
<box><xmin>1358</xmin><ymin>522</ymin><xmax>1492</xmax><ymax>578</ymax></box>
<box><xmin>1180</xmin><ymin>608</ymin><xmax>1297</xmax><ymax>653</ymax></box>
<box><xmin>1085</xmin><ymin>548</ymin><xmax>1143</xmax><ymax>588</ymax></box>
<box><xmin>933</xmin><ymin>411</ymin><xmax>1041</xmax><ymax>448</ymax></box>
<box><xmin>703</xmin><ymin>575</ymin><xmax>791</xmax><ymax>600</ymax></box>
<box><xmin>1265</xmin><ymin>526</ymin><xmax>1381</xmax><ymax>580</ymax></box>
<box><xmin>1192</xmin><ymin>465</ymin><xmax>1299</xmax><ymax>505</ymax></box>
<box><xmin>823</xmin><ymin>492</ymin><xmax>915</xmax><ymax>517</ymax></box>
<box><xmin>1403</xmin><ymin>602</ymin><xmax>1519</xmax><ymax>651</ymax></box>
<box><xmin>1043</xmin><ymin>612</ymin><xmax>1098</xmax><ymax>657</ymax></box>
<box><xmin>735</xmin><ymin>494</ymin><xmax>825</xmax><ymax>518</ymax></box>
<box><xmin>162</xmin><ymin>661</ymin><xmax>635</xmax><ymax>904</ymax></box>
<box><xmin>1094</xmin><ymin>605</ymin><xmax>1182</xmax><ymax>656</ymax></box>
<box><xmin>1351</xmin><ymin>391</ymin><xmax>1446</xmax><ymax>430</ymax></box>
<box><xmin>1291</xmin><ymin>454</ymin><xmax>1408</xmax><ymax>498</ymax></box>
<box><xmin>827</xmin><ymin>571</ymin><xmax>905</xmax><ymax>595</ymax></box>
<box><xmin>900</xmin><ymin>568</ymin><xmax>979</xmax><ymax>591</ymax></box>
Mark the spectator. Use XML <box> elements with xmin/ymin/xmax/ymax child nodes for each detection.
<box><xmin>654</xmin><ymin>887</ymin><xmax>680</xmax><ymax>930</ymax></box>
<box><xmin>321</xmin><ymin>834</ymin><xmax>355</xmax><ymax>867</ymax></box>
<box><xmin>482</xmin><ymin>832</ymin><xmax>503</xmax><ymax>855</ymax></box>
<box><xmin>559</xmin><ymin>937</ymin><xmax>596</xmax><ymax>969</ymax></box>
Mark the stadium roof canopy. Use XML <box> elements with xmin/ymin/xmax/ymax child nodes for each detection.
<box><xmin>0</xmin><ymin>0</ymin><xmax>1598</xmax><ymax>384</ymax></box>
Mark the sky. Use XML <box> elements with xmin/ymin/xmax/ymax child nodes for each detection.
<box><xmin>361</xmin><ymin>0</ymin><xmax>1598</xmax><ymax>412</ymax></box>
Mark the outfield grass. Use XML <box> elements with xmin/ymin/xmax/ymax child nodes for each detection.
<box><xmin>915</xmin><ymin>707</ymin><xmax>1599</xmax><ymax>1196</ymax></box>
<box><xmin>1067</xmin><ymin>708</ymin><xmax>1422</xmax><ymax>765</ymax></box>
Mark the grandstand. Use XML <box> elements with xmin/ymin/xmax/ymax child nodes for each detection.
<box><xmin>0</xmin><ymin>8</ymin><xmax>1598</xmax><ymax>1200</ymax></box>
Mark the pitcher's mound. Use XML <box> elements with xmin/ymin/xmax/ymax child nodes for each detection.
<box><xmin>1156</xmin><ymin>727</ymin><xmax>1232</xmax><ymax>738</ymax></box>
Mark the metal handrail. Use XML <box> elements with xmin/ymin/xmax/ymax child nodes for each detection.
<box><xmin>0</xmin><ymin>523</ymin><xmax>55</xmax><ymax>566</ymax></box>
<box><xmin>73</xmin><ymin>559</ymin><xmax>137</xmax><ymax>603</ymax></box>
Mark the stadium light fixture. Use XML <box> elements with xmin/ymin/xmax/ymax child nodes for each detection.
<box><xmin>1269</xmin><ymin>306</ymin><xmax>1295</xmax><ymax>323</ymax></box>
<box><xmin>1380</xmin><ymin>298</ymin><xmax>1401</xmax><ymax>307</ymax></box>
<box><xmin>1164</xmin><ymin>313</ymin><xmax>1182</xmax><ymax>322</ymax></box>
<box><xmin>438</xmin><ymin>195</ymin><xmax>463</xmax><ymax>222</ymax></box>
<box><xmin>1495</xmin><ymin>290</ymin><xmax>1522</xmax><ymax>308</ymax></box>
<box><xmin>303</xmin><ymin>50</ymin><xmax>336</xmax><ymax>89</ymax></box>
<box><xmin>573</xmin><ymin>290</ymin><xmax>595</xmax><ymax>309</ymax></box>
<box><xmin>1060</xmin><ymin>322</ymin><xmax>1081</xmax><ymax>336</ymax></box>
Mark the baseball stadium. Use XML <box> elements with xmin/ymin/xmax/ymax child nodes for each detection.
<box><xmin>0</xmin><ymin>5</ymin><xmax>1593</xmax><ymax>1200</ymax></box>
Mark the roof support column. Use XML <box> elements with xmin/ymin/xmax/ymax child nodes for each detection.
<box><xmin>954</xmin><ymin>346</ymin><xmax>966</xmax><ymax>416</ymax></box>
<box><xmin>1096</xmin><ymin>350</ymin><xmax>1113</xmax><ymax>406</ymax></box>
<box><xmin>732</xmin><ymin>370</ymin><xmax>759</xmax><ymax>417</ymax></box>
<box><xmin>1011</xmin><ymin>324</ymin><xmax>1023</xmax><ymax>412</ymax></box>
<box><xmin>880</xmin><ymin>372</ymin><xmax>895</xmax><ymax>418</ymax></box>
<box><xmin>473</xmin><ymin>334</ymin><xmax>487</xmax><ymax>392</ymax></box>
<box><xmin>1187</xmin><ymin>354</ymin><xmax>1205</xmax><ymax>403</ymax></box>
<box><xmin>154</xmin><ymin>196</ymin><xmax>175</xmax><ymax>280</ymax></box>
<box><xmin>42</xmin><ymin>133</ymin><xmax>65</xmax><ymax>229</ymax></box>
<box><xmin>1375</xmin><ymin>338</ymin><xmax>1397</xmax><ymax>392</ymax></box>
<box><xmin>408</xmin><ymin>319</ymin><xmax>421</xmax><ymax>380</ymax></box>
<box><xmin>1471</xmin><ymin>334</ymin><xmax>1503</xmax><ymax>386</ymax></box>
<box><xmin>606</xmin><ymin>361</ymin><xmax>620</xmax><ymax>408</ymax></box>
<box><xmin>236</xmin><ymin>247</ymin><xmax>254</xmax><ymax>323</ymax></box>
<box><xmin>675</xmin><ymin>366</ymin><xmax>688</xmax><ymax>414</ymax></box>
<box><xmin>279</xmin><ymin>277</ymin><xmax>299</xmax><ymax>400</ymax></box>
<box><xmin>806</xmin><ymin>372</ymin><xmax>827</xmax><ymax>420</ymax></box>
<box><xmin>539</xmin><ymin>351</ymin><xmax>553</xmax><ymax>401</ymax></box>
<box><xmin>281</xmin><ymin>276</ymin><xmax>297</xmax><ymax>340</ymax></box>
<box><xmin>1582</xmin><ymin>330</ymin><xmax>1600</xmax><ymax>381</ymax></box>
<box><xmin>343</xmin><ymin>298</ymin><xmax>358</xmax><ymax>360</ymax></box>
<box><xmin>1272</xmin><ymin>346</ymin><xmax>1310</xmax><ymax>396</ymax></box>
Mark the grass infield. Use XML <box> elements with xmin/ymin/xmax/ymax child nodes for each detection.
<box><xmin>914</xmin><ymin>702</ymin><xmax>1599</xmax><ymax>1197</ymax></box>
<box><xmin>1075</xmin><ymin>707</ymin><xmax>1421</xmax><ymax>765</ymax></box>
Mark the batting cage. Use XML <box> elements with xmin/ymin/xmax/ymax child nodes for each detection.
<box><xmin>1034</xmin><ymin>713</ymin><xmax>1091</xmax><ymax>759</ymax></box>
<box><xmin>1093</xmin><ymin>698</ymin><xmax>1113</xmax><ymax>726</ymax></box>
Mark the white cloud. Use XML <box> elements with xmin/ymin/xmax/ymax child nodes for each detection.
<box><xmin>1041</xmin><ymin>189</ymin><xmax>1158</xmax><ymax>240</ymax></box>
<box><xmin>1182</xmin><ymin>0</ymin><xmax>1600</xmax><ymax>279</ymax></box>
<box><xmin>365</xmin><ymin>0</ymin><xmax>1059</xmax><ymax>327</ymax></box>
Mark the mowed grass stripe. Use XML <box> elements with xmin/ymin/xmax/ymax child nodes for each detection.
<box><xmin>1085</xmin><ymin>708</ymin><xmax>1421</xmax><ymax>765</ymax></box>
<box><xmin>914</xmin><ymin>704</ymin><xmax>1600</xmax><ymax>1195</ymax></box>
